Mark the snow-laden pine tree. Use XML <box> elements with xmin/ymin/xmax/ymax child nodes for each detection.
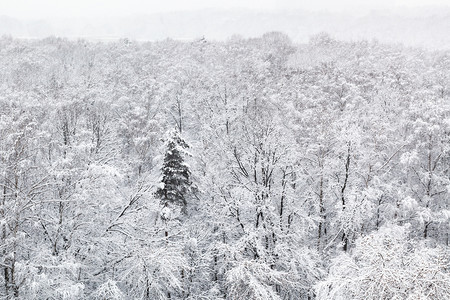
<box><xmin>156</xmin><ymin>129</ymin><xmax>191</xmax><ymax>216</ymax></box>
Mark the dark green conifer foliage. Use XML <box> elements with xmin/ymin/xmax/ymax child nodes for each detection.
<box><xmin>156</xmin><ymin>129</ymin><xmax>191</xmax><ymax>212</ymax></box>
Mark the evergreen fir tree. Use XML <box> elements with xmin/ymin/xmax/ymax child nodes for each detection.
<box><xmin>156</xmin><ymin>129</ymin><xmax>191</xmax><ymax>214</ymax></box>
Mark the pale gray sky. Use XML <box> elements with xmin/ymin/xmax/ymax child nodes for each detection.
<box><xmin>1</xmin><ymin>0</ymin><xmax>449</xmax><ymax>19</ymax></box>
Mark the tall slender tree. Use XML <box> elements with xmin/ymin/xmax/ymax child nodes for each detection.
<box><xmin>156</xmin><ymin>129</ymin><xmax>191</xmax><ymax>215</ymax></box>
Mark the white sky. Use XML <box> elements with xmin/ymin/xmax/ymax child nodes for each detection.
<box><xmin>1</xmin><ymin>0</ymin><xmax>449</xmax><ymax>19</ymax></box>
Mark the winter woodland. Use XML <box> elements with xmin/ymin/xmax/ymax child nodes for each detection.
<box><xmin>0</xmin><ymin>32</ymin><xmax>449</xmax><ymax>299</ymax></box>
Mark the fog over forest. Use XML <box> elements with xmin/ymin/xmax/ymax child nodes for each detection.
<box><xmin>0</xmin><ymin>1</ymin><xmax>449</xmax><ymax>300</ymax></box>
<box><xmin>1</xmin><ymin>6</ymin><xmax>450</xmax><ymax>49</ymax></box>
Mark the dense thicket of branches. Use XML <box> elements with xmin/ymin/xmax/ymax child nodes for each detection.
<box><xmin>0</xmin><ymin>33</ymin><xmax>449</xmax><ymax>299</ymax></box>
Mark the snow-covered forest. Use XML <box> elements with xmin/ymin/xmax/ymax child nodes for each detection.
<box><xmin>0</xmin><ymin>32</ymin><xmax>449</xmax><ymax>299</ymax></box>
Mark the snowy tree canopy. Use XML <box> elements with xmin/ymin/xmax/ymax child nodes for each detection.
<box><xmin>0</xmin><ymin>33</ymin><xmax>448</xmax><ymax>299</ymax></box>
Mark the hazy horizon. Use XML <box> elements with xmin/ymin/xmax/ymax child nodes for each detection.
<box><xmin>1</xmin><ymin>5</ymin><xmax>449</xmax><ymax>50</ymax></box>
<box><xmin>1</xmin><ymin>0</ymin><xmax>449</xmax><ymax>19</ymax></box>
